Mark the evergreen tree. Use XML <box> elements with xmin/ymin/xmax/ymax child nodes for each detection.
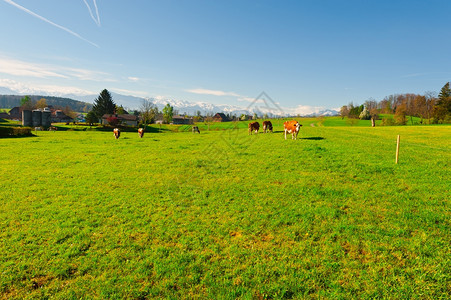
<box><xmin>92</xmin><ymin>89</ymin><xmax>116</xmax><ymax>119</ymax></box>
<box><xmin>433</xmin><ymin>82</ymin><xmax>451</xmax><ymax>122</ymax></box>
<box><xmin>438</xmin><ymin>82</ymin><xmax>450</xmax><ymax>99</ymax></box>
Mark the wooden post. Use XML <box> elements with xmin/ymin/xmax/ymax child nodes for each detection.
<box><xmin>395</xmin><ymin>135</ymin><xmax>400</xmax><ymax>164</ymax></box>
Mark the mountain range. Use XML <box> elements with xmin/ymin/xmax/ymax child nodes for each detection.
<box><xmin>0</xmin><ymin>86</ymin><xmax>339</xmax><ymax>117</ymax></box>
<box><xmin>74</xmin><ymin>92</ymin><xmax>339</xmax><ymax>117</ymax></box>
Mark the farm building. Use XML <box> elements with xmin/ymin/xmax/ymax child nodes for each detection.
<box><xmin>213</xmin><ymin>113</ymin><xmax>231</xmax><ymax>122</ymax></box>
<box><xmin>101</xmin><ymin>114</ymin><xmax>139</xmax><ymax>126</ymax></box>
<box><xmin>51</xmin><ymin>110</ymin><xmax>74</xmax><ymax>123</ymax></box>
<box><xmin>172</xmin><ymin>115</ymin><xmax>193</xmax><ymax>125</ymax></box>
<box><xmin>8</xmin><ymin>107</ymin><xmax>21</xmax><ymax>120</ymax></box>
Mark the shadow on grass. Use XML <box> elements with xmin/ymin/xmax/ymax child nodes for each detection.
<box><xmin>0</xmin><ymin>134</ymin><xmax>36</xmax><ymax>139</ymax></box>
<box><xmin>300</xmin><ymin>137</ymin><xmax>325</xmax><ymax>140</ymax></box>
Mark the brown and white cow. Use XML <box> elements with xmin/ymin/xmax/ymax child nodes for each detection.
<box><xmin>248</xmin><ymin>122</ymin><xmax>260</xmax><ymax>135</ymax></box>
<box><xmin>262</xmin><ymin>120</ymin><xmax>273</xmax><ymax>133</ymax></box>
<box><xmin>138</xmin><ymin>128</ymin><xmax>144</xmax><ymax>138</ymax></box>
<box><xmin>283</xmin><ymin>120</ymin><xmax>302</xmax><ymax>140</ymax></box>
<box><xmin>113</xmin><ymin>128</ymin><xmax>121</xmax><ymax>139</ymax></box>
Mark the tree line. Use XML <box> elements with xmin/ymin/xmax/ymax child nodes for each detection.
<box><xmin>1</xmin><ymin>94</ymin><xmax>92</xmax><ymax>112</ymax></box>
<box><xmin>340</xmin><ymin>82</ymin><xmax>451</xmax><ymax>125</ymax></box>
<box><xmin>86</xmin><ymin>89</ymin><xmax>175</xmax><ymax>126</ymax></box>
<box><xmin>16</xmin><ymin>96</ymin><xmax>79</xmax><ymax>120</ymax></box>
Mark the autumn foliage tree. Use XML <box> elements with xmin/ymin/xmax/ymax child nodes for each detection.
<box><xmin>340</xmin><ymin>82</ymin><xmax>451</xmax><ymax>126</ymax></box>
<box><xmin>35</xmin><ymin>98</ymin><xmax>47</xmax><ymax>109</ymax></box>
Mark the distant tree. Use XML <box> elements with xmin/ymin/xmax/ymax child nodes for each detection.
<box><xmin>85</xmin><ymin>110</ymin><xmax>98</xmax><ymax>126</ymax></box>
<box><xmin>340</xmin><ymin>105</ymin><xmax>349</xmax><ymax>119</ymax></box>
<box><xmin>424</xmin><ymin>91</ymin><xmax>437</xmax><ymax>123</ymax></box>
<box><xmin>394</xmin><ymin>102</ymin><xmax>407</xmax><ymax>125</ymax></box>
<box><xmin>359</xmin><ymin>107</ymin><xmax>371</xmax><ymax>120</ymax></box>
<box><xmin>62</xmin><ymin>105</ymin><xmax>77</xmax><ymax>121</ymax></box>
<box><xmin>107</xmin><ymin>116</ymin><xmax>120</xmax><ymax>127</ymax></box>
<box><xmin>364</xmin><ymin>98</ymin><xmax>378</xmax><ymax>112</ymax></box>
<box><xmin>379</xmin><ymin>97</ymin><xmax>393</xmax><ymax>114</ymax></box>
<box><xmin>433</xmin><ymin>82</ymin><xmax>451</xmax><ymax>122</ymax></box>
<box><xmin>438</xmin><ymin>82</ymin><xmax>450</xmax><ymax>99</ymax></box>
<box><xmin>36</xmin><ymin>98</ymin><xmax>47</xmax><ymax>109</ymax></box>
<box><xmin>162</xmin><ymin>103</ymin><xmax>174</xmax><ymax>124</ymax></box>
<box><xmin>116</xmin><ymin>105</ymin><xmax>127</xmax><ymax>115</ymax></box>
<box><xmin>349</xmin><ymin>104</ymin><xmax>363</xmax><ymax>119</ymax></box>
<box><xmin>140</xmin><ymin>99</ymin><xmax>159</xmax><ymax>124</ymax></box>
<box><xmin>20</xmin><ymin>95</ymin><xmax>34</xmax><ymax>110</ymax></box>
<box><xmin>92</xmin><ymin>89</ymin><xmax>116</xmax><ymax>119</ymax></box>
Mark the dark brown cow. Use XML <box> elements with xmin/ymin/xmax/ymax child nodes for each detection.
<box><xmin>283</xmin><ymin>120</ymin><xmax>302</xmax><ymax>140</ymax></box>
<box><xmin>248</xmin><ymin>122</ymin><xmax>260</xmax><ymax>135</ymax></box>
<box><xmin>138</xmin><ymin>128</ymin><xmax>144</xmax><ymax>138</ymax></box>
<box><xmin>262</xmin><ymin>120</ymin><xmax>273</xmax><ymax>133</ymax></box>
<box><xmin>192</xmin><ymin>126</ymin><xmax>200</xmax><ymax>133</ymax></box>
<box><xmin>113</xmin><ymin>128</ymin><xmax>121</xmax><ymax>139</ymax></box>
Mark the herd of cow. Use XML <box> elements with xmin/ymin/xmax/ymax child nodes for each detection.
<box><xmin>248</xmin><ymin>120</ymin><xmax>303</xmax><ymax>140</ymax></box>
<box><xmin>112</xmin><ymin>120</ymin><xmax>303</xmax><ymax>140</ymax></box>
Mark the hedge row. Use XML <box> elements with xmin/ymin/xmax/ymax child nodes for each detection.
<box><xmin>0</xmin><ymin>127</ymin><xmax>33</xmax><ymax>137</ymax></box>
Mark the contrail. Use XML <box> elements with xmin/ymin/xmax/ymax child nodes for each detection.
<box><xmin>3</xmin><ymin>0</ymin><xmax>99</xmax><ymax>48</ymax></box>
<box><xmin>83</xmin><ymin>0</ymin><xmax>101</xmax><ymax>26</ymax></box>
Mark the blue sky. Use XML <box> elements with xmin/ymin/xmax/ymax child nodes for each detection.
<box><xmin>1</xmin><ymin>0</ymin><xmax>450</xmax><ymax>113</ymax></box>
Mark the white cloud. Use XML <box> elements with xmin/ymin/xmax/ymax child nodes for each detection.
<box><xmin>292</xmin><ymin>105</ymin><xmax>325</xmax><ymax>115</ymax></box>
<box><xmin>0</xmin><ymin>78</ymin><xmax>94</xmax><ymax>96</ymax></box>
<box><xmin>186</xmin><ymin>87</ymin><xmax>266</xmax><ymax>104</ymax></box>
<box><xmin>0</xmin><ymin>57</ymin><xmax>68</xmax><ymax>78</ymax></box>
<box><xmin>110</xmin><ymin>88</ymin><xmax>149</xmax><ymax>98</ymax></box>
<box><xmin>127</xmin><ymin>77</ymin><xmax>140</xmax><ymax>82</ymax></box>
<box><xmin>0</xmin><ymin>57</ymin><xmax>113</xmax><ymax>81</ymax></box>
<box><xmin>186</xmin><ymin>87</ymin><xmax>270</xmax><ymax>105</ymax></box>
<box><xmin>186</xmin><ymin>88</ymin><xmax>240</xmax><ymax>97</ymax></box>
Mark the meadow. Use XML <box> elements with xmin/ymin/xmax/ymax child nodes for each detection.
<box><xmin>0</xmin><ymin>120</ymin><xmax>450</xmax><ymax>299</ymax></box>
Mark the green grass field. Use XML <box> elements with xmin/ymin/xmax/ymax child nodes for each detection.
<box><xmin>0</xmin><ymin>122</ymin><xmax>450</xmax><ymax>299</ymax></box>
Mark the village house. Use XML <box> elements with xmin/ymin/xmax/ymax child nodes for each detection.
<box><xmin>213</xmin><ymin>113</ymin><xmax>231</xmax><ymax>122</ymax></box>
<box><xmin>101</xmin><ymin>114</ymin><xmax>139</xmax><ymax>126</ymax></box>
<box><xmin>172</xmin><ymin>115</ymin><xmax>193</xmax><ymax>125</ymax></box>
<box><xmin>8</xmin><ymin>107</ymin><xmax>21</xmax><ymax>120</ymax></box>
<box><xmin>51</xmin><ymin>110</ymin><xmax>74</xmax><ymax>123</ymax></box>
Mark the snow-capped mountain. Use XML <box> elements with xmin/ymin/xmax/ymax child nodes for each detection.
<box><xmin>1</xmin><ymin>86</ymin><xmax>339</xmax><ymax>117</ymax></box>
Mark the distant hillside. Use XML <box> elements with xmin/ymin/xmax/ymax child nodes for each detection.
<box><xmin>0</xmin><ymin>95</ymin><xmax>92</xmax><ymax>112</ymax></box>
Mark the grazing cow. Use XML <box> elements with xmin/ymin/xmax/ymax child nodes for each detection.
<box><xmin>262</xmin><ymin>120</ymin><xmax>273</xmax><ymax>133</ymax></box>
<box><xmin>138</xmin><ymin>128</ymin><xmax>144</xmax><ymax>138</ymax></box>
<box><xmin>113</xmin><ymin>128</ymin><xmax>121</xmax><ymax>139</ymax></box>
<box><xmin>283</xmin><ymin>120</ymin><xmax>302</xmax><ymax>140</ymax></box>
<box><xmin>48</xmin><ymin>126</ymin><xmax>57</xmax><ymax>131</ymax></box>
<box><xmin>248</xmin><ymin>122</ymin><xmax>260</xmax><ymax>135</ymax></box>
<box><xmin>192</xmin><ymin>126</ymin><xmax>200</xmax><ymax>133</ymax></box>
